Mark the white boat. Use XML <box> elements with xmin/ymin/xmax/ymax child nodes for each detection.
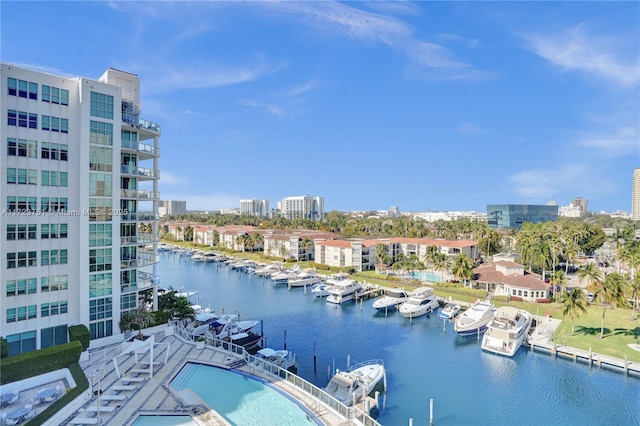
<box><xmin>311</xmin><ymin>283</ymin><xmax>332</xmax><ymax>298</ymax></box>
<box><xmin>271</xmin><ymin>265</ymin><xmax>301</xmax><ymax>286</ymax></box>
<box><xmin>439</xmin><ymin>303</ymin><xmax>461</xmax><ymax>319</ymax></box>
<box><xmin>288</xmin><ymin>269</ymin><xmax>320</xmax><ymax>288</ymax></box>
<box><xmin>185</xmin><ymin>312</ymin><xmax>220</xmax><ymax>335</ymax></box>
<box><xmin>326</xmin><ymin>279</ymin><xmax>363</xmax><ymax>304</ymax></box>
<box><xmin>481</xmin><ymin>306</ymin><xmax>532</xmax><ymax>357</ymax></box>
<box><xmin>255</xmin><ymin>347</ymin><xmax>295</xmax><ymax>370</ymax></box>
<box><xmin>399</xmin><ymin>287</ymin><xmax>439</xmax><ymax>318</ymax></box>
<box><xmin>324</xmin><ymin>360</ymin><xmax>386</xmax><ymax>407</ymax></box>
<box><xmin>372</xmin><ymin>288</ymin><xmax>410</xmax><ymax>312</ymax></box>
<box><xmin>253</xmin><ymin>263</ymin><xmax>283</xmax><ymax>276</ymax></box>
<box><xmin>454</xmin><ymin>301</ymin><xmax>496</xmax><ymax>336</ymax></box>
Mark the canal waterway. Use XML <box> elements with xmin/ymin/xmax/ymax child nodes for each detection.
<box><xmin>159</xmin><ymin>254</ymin><xmax>640</xmax><ymax>425</ymax></box>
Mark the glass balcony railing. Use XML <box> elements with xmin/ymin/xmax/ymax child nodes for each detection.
<box><xmin>121</xmin><ymin>140</ymin><xmax>160</xmax><ymax>156</ymax></box>
<box><xmin>121</xmin><ymin>211</ymin><xmax>159</xmax><ymax>222</ymax></box>
<box><xmin>120</xmin><ymin>233</ymin><xmax>158</xmax><ymax>245</ymax></box>
<box><xmin>120</xmin><ymin>189</ymin><xmax>159</xmax><ymax>200</ymax></box>
<box><xmin>122</xmin><ymin>114</ymin><xmax>161</xmax><ymax>134</ymax></box>
<box><xmin>120</xmin><ymin>164</ymin><xmax>159</xmax><ymax>179</ymax></box>
<box><xmin>120</xmin><ymin>252</ymin><xmax>159</xmax><ymax>269</ymax></box>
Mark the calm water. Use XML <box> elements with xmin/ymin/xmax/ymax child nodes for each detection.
<box><xmin>159</xmin><ymin>254</ymin><xmax>640</xmax><ymax>426</ymax></box>
<box><xmin>171</xmin><ymin>362</ymin><xmax>319</xmax><ymax>426</ymax></box>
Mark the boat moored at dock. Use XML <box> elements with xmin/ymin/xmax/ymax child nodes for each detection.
<box><xmin>454</xmin><ymin>301</ymin><xmax>496</xmax><ymax>336</ymax></box>
<box><xmin>399</xmin><ymin>287</ymin><xmax>439</xmax><ymax>318</ymax></box>
<box><xmin>481</xmin><ymin>306</ymin><xmax>532</xmax><ymax>357</ymax></box>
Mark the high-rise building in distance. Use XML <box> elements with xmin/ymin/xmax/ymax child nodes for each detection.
<box><xmin>240</xmin><ymin>199</ymin><xmax>269</xmax><ymax>216</ymax></box>
<box><xmin>158</xmin><ymin>200</ymin><xmax>186</xmax><ymax>217</ymax></box>
<box><xmin>571</xmin><ymin>197</ymin><xmax>588</xmax><ymax>215</ymax></box>
<box><xmin>1</xmin><ymin>63</ymin><xmax>161</xmax><ymax>355</ymax></box>
<box><xmin>280</xmin><ymin>195</ymin><xmax>324</xmax><ymax>220</ymax></box>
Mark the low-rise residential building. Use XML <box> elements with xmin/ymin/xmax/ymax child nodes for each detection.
<box><xmin>473</xmin><ymin>261</ymin><xmax>548</xmax><ymax>302</ymax></box>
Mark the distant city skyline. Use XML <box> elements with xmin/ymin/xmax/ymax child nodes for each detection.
<box><xmin>3</xmin><ymin>2</ymin><xmax>638</xmax><ymax>213</ymax></box>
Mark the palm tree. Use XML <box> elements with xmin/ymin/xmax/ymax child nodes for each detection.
<box><xmin>299</xmin><ymin>238</ymin><xmax>313</xmax><ymax>261</ymax></box>
<box><xmin>577</xmin><ymin>263</ymin><xmax>603</xmax><ymax>289</ymax></box>
<box><xmin>560</xmin><ymin>288</ymin><xmax>588</xmax><ymax>336</ymax></box>
<box><xmin>432</xmin><ymin>253</ymin><xmax>450</xmax><ymax>283</ymax></box>
<box><xmin>375</xmin><ymin>243</ymin><xmax>390</xmax><ymax>271</ymax></box>
<box><xmin>550</xmin><ymin>270</ymin><xmax>568</xmax><ymax>298</ymax></box>
<box><xmin>451</xmin><ymin>253</ymin><xmax>474</xmax><ymax>287</ymax></box>
<box><xmin>173</xmin><ymin>296</ymin><xmax>195</xmax><ymax>322</ymax></box>
<box><xmin>628</xmin><ymin>274</ymin><xmax>640</xmax><ymax>320</ymax></box>
<box><xmin>183</xmin><ymin>225</ymin><xmax>194</xmax><ymax>242</ymax></box>
<box><xmin>588</xmin><ymin>272</ymin><xmax>628</xmax><ymax>339</ymax></box>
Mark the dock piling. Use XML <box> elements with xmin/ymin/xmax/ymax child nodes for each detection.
<box><xmin>284</xmin><ymin>330</ymin><xmax>287</xmax><ymax>350</ymax></box>
<box><xmin>313</xmin><ymin>341</ymin><xmax>317</xmax><ymax>372</ymax></box>
<box><xmin>429</xmin><ymin>398</ymin><xmax>434</xmax><ymax>426</ymax></box>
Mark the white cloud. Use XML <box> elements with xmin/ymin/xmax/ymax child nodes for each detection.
<box><xmin>457</xmin><ymin>122</ymin><xmax>485</xmax><ymax>135</ymax></box>
<box><xmin>142</xmin><ymin>56</ymin><xmax>288</xmax><ymax>94</ymax></box>
<box><xmin>437</xmin><ymin>33</ymin><xmax>480</xmax><ymax>49</ymax></box>
<box><xmin>287</xmin><ymin>79</ymin><xmax>319</xmax><ymax>97</ymax></box>
<box><xmin>239</xmin><ymin>99</ymin><xmax>285</xmax><ymax>117</ymax></box>
<box><xmin>523</xmin><ymin>24</ymin><xmax>640</xmax><ymax>87</ymax></box>
<box><xmin>577</xmin><ymin>126</ymin><xmax>639</xmax><ymax>157</ymax></box>
<box><xmin>160</xmin><ymin>171</ymin><xmax>189</xmax><ymax>186</ymax></box>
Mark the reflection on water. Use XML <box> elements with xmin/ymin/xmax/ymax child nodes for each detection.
<box><xmin>159</xmin><ymin>254</ymin><xmax>640</xmax><ymax>426</ymax></box>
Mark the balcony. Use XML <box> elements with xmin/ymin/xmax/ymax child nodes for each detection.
<box><xmin>120</xmin><ymin>164</ymin><xmax>159</xmax><ymax>180</ymax></box>
<box><xmin>120</xmin><ymin>189</ymin><xmax>159</xmax><ymax>200</ymax></box>
<box><xmin>121</xmin><ymin>211</ymin><xmax>159</xmax><ymax>222</ymax></box>
<box><xmin>122</xmin><ymin>113</ymin><xmax>161</xmax><ymax>135</ymax></box>
<box><xmin>120</xmin><ymin>251</ymin><xmax>159</xmax><ymax>269</ymax></box>
<box><xmin>121</xmin><ymin>140</ymin><xmax>160</xmax><ymax>159</ymax></box>
<box><xmin>120</xmin><ymin>233</ymin><xmax>159</xmax><ymax>246</ymax></box>
<box><xmin>121</xmin><ymin>271</ymin><xmax>157</xmax><ymax>293</ymax></box>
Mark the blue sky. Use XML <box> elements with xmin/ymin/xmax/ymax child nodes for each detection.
<box><xmin>2</xmin><ymin>1</ymin><xmax>638</xmax><ymax>213</ymax></box>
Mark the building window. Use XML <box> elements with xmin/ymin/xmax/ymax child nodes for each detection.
<box><xmin>90</xmin><ymin>273</ymin><xmax>113</xmax><ymax>297</ymax></box>
<box><xmin>6</xmin><ymin>196</ymin><xmax>38</xmax><ymax>212</ymax></box>
<box><xmin>6</xmin><ymin>278</ymin><xmax>37</xmax><ymax>297</ymax></box>
<box><xmin>7</xmin><ymin>138</ymin><xmax>37</xmax><ymax>158</ymax></box>
<box><xmin>89</xmin><ymin>146</ymin><xmax>112</xmax><ymax>171</ymax></box>
<box><xmin>89</xmin><ymin>320</ymin><xmax>113</xmax><ymax>340</ymax></box>
<box><xmin>41</xmin><ymin>301</ymin><xmax>68</xmax><ymax>317</ymax></box>
<box><xmin>40</xmin><ymin>197</ymin><xmax>68</xmax><ymax>213</ymax></box>
<box><xmin>6</xmin><ymin>331</ymin><xmax>36</xmax><ymax>356</ymax></box>
<box><xmin>41</xmin><ymin>223</ymin><xmax>68</xmax><ymax>239</ymax></box>
<box><xmin>120</xmin><ymin>293</ymin><xmax>137</xmax><ymax>310</ymax></box>
<box><xmin>121</xmin><ymin>130</ymin><xmax>138</xmax><ymax>150</ymax></box>
<box><xmin>89</xmin><ymin>173</ymin><xmax>112</xmax><ymax>196</ymax></box>
<box><xmin>42</xmin><ymin>85</ymin><xmax>69</xmax><ymax>106</ymax></box>
<box><xmin>7</xmin><ymin>251</ymin><xmax>36</xmax><ymax>268</ymax></box>
<box><xmin>40</xmin><ymin>249</ymin><xmax>68</xmax><ymax>266</ymax></box>
<box><xmin>89</xmin><ymin>198</ymin><xmax>112</xmax><ymax>221</ymax></box>
<box><xmin>6</xmin><ymin>224</ymin><xmax>37</xmax><ymax>240</ymax></box>
<box><xmin>90</xmin><ymin>92</ymin><xmax>114</xmax><ymax>119</ymax></box>
<box><xmin>90</xmin><ymin>120</ymin><xmax>113</xmax><ymax>146</ymax></box>
<box><xmin>89</xmin><ymin>223</ymin><xmax>112</xmax><ymax>247</ymax></box>
<box><xmin>41</xmin><ymin>115</ymin><xmax>69</xmax><ymax>133</ymax></box>
<box><xmin>6</xmin><ymin>305</ymin><xmax>37</xmax><ymax>322</ymax></box>
<box><xmin>89</xmin><ymin>297</ymin><xmax>113</xmax><ymax>322</ymax></box>
<box><xmin>6</xmin><ymin>168</ymin><xmax>35</xmax><ymax>185</ymax></box>
<box><xmin>41</xmin><ymin>171</ymin><xmax>68</xmax><ymax>187</ymax></box>
<box><xmin>89</xmin><ymin>248</ymin><xmax>112</xmax><ymax>272</ymax></box>
<box><xmin>41</xmin><ymin>275</ymin><xmax>68</xmax><ymax>292</ymax></box>
<box><xmin>41</xmin><ymin>325</ymin><xmax>68</xmax><ymax>349</ymax></box>
<box><xmin>41</xmin><ymin>142</ymin><xmax>68</xmax><ymax>161</ymax></box>
<box><xmin>7</xmin><ymin>78</ymin><xmax>37</xmax><ymax>99</ymax></box>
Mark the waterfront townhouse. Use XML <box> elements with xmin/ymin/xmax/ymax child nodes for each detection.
<box><xmin>263</xmin><ymin>230</ymin><xmax>339</xmax><ymax>261</ymax></box>
<box><xmin>1</xmin><ymin>64</ymin><xmax>160</xmax><ymax>355</ymax></box>
<box><xmin>473</xmin><ymin>261</ymin><xmax>549</xmax><ymax>302</ymax></box>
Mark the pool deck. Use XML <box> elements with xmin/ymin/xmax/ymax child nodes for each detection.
<box><xmin>71</xmin><ymin>329</ymin><xmax>358</xmax><ymax>426</ymax></box>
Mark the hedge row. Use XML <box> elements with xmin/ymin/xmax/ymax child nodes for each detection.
<box><xmin>68</xmin><ymin>325</ymin><xmax>90</xmax><ymax>351</ymax></box>
<box><xmin>0</xmin><ymin>341</ymin><xmax>82</xmax><ymax>385</ymax></box>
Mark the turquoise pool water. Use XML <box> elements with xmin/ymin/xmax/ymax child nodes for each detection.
<box><xmin>411</xmin><ymin>270</ymin><xmax>442</xmax><ymax>282</ymax></box>
<box><xmin>171</xmin><ymin>362</ymin><xmax>319</xmax><ymax>426</ymax></box>
<box><xmin>132</xmin><ymin>415</ymin><xmax>198</xmax><ymax>426</ymax></box>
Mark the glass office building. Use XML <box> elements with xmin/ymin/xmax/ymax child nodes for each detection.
<box><xmin>486</xmin><ymin>204</ymin><xmax>558</xmax><ymax>230</ymax></box>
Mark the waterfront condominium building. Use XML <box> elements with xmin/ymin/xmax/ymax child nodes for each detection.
<box><xmin>279</xmin><ymin>195</ymin><xmax>324</xmax><ymax>221</ymax></box>
<box><xmin>570</xmin><ymin>197</ymin><xmax>588</xmax><ymax>215</ymax></box>
<box><xmin>239</xmin><ymin>199</ymin><xmax>269</xmax><ymax>216</ymax></box>
<box><xmin>633</xmin><ymin>168</ymin><xmax>640</xmax><ymax>221</ymax></box>
<box><xmin>486</xmin><ymin>204</ymin><xmax>558</xmax><ymax>230</ymax></box>
<box><xmin>158</xmin><ymin>200</ymin><xmax>186</xmax><ymax>217</ymax></box>
<box><xmin>0</xmin><ymin>63</ymin><xmax>161</xmax><ymax>355</ymax></box>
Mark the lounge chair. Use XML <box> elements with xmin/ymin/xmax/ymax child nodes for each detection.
<box><xmin>23</xmin><ymin>404</ymin><xmax>37</xmax><ymax>420</ymax></box>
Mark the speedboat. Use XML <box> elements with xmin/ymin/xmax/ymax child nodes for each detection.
<box><xmin>288</xmin><ymin>269</ymin><xmax>320</xmax><ymax>288</ymax></box>
<box><xmin>399</xmin><ymin>287</ymin><xmax>439</xmax><ymax>318</ymax></box>
<box><xmin>372</xmin><ymin>288</ymin><xmax>410</xmax><ymax>312</ymax></box>
<box><xmin>439</xmin><ymin>303</ymin><xmax>461</xmax><ymax>319</ymax></box>
<box><xmin>324</xmin><ymin>360</ymin><xmax>386</xmax><ymax>407</ymax></box>
<box><xmin>185</xmin><ymin>312</ymin><xmax>220</xmax><ymax>336</ymax></box>
<box><xmin>326</xmin><ymin>279</ymin><xmax>364</xmax><ymax>304</ymax></box>
<box><xmin>454</xmin><ymin>301</ymin><xmax>496</xmax><ymax>336</ymax></box>
<box><xmin>481</xmin><ymin>306</ymin><xmax>533</xmax><ymax>357</ymax></box>
<box><xmin>311</xmin><ymin>283</ymin><xmax>332</xmax><ymax>298</ymax></box>
<box><xmin>254</xmin><ymin>347</ymin><xmax>296</xmax><ymax>371</ymax></box>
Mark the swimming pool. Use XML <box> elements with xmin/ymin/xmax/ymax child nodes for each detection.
<box><xmin>132</xmin><ymin>415</ymin><xmax>198</xmax><ymax>426</ymax></box>
<box><xmin>411</xmin><ymin>271</ymin><xmax>442</xmax><ymax>282</ymax></box>
<box><xmin>171</xmin><ymin>362</ymin><xmax>320</xmax><ymax>426</ymax></box>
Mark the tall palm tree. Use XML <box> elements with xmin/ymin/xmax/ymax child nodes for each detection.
<box><xmin>550</xmin><ymin>270</ymin><xmax>568</xmax><ymax>298</ymax></box>
<box><xmin>588</xmin><ymin>272</ymin><xmax>628</xmax><ymax>339</ymax></box>
<box><xmin>577</xmin><ymin>263</ymin><xmax>603</xmax><ymax>289</ymax></box>
<box><xmin>375</xmin><ymin>243</ymin><xmax>390</xmax><ymax>271</ymax></box>
<box><xmin>628</xmin><ymin>274</ymin><xmax>640</xmax><ymax>320</ymax></box>
<box><xmin>451</xmin><ymin>253</ymin><xmax>474</xmax><ymax>287</ymax></box>
<box><xmin>432</xmin><ymin>253</ymin><xmax>450</xmax><ymax>283</ymax></box>
<box><xmin>560</xmin><ymin>288</ymin><xmax>588</xmax><ymax>336</ymax></box>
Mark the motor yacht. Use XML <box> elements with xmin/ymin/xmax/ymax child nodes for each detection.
<box><xmin>326</xmin><ymin>279</ymin><xmax>363</xmax><ymax>304</ymax></box>
<box><xmin>311</xmin><ymin>283</ymin><xmax>332</xmax><ymax>298</ymax></box>
<box><xmin>372</xmin><ymin>288</ymin><xmax>410</xmax><ymax>312</ymax></box>
<box><xmin>454</xmin><ymin>301</ymin><xmax>496</xmax><ymax>336</ymax></box>
<box><xmin>481</xmin><ymin>306</ymin><xmax>532</xmax><ymax>357</ymax></box>
<box><xmin>288</xmin><ymin>269</ymin><xmax>320</xmax><ymax>288</ymax></box>
<box><xmin>439</xmin><ymin>303</ymin><xmax>461</xmax><ymax>319</ymax></box>
<box><xmin>324</xmin><ymin>360</ymin><xmax>386</xmax><ymax>407</ymax></box>
<box><xmin>399</xmin><ymin>287</ymin><xmax>439</xmax><ymax>318</ymax></box>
